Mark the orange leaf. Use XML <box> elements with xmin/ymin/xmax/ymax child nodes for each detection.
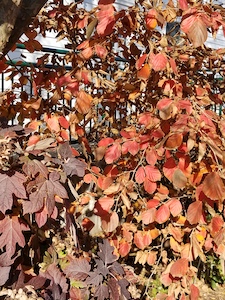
<box><xmin>155</xmin><ymin>204</ymin><xmax>170</xmax><ymax>224</ymax></box>
<box><xmin>105</xmin><ymin>143</ymin><xmax>121</xmax><ymax>164</ymax></box>
<box><xmin>137</xmin><ymin>64</ymin><xmax>151</xmax><ymax>80</ymax></box>
<box><xmin>166</xmin><ymin>133</ymin><xmax>183</xmax><ymax>149</ymax></box>
<box><xmin>47</xmin><ymin>116</ymin><xmax>60</xmax><ymax>132</ymax></box>
<box><xmin>75</xmin><ymin>91</ymin><xmax>93</xmax><ymax>114</ymax></box>
<box><xmin>202</xmin><ymin>172</ymin><xmax>225</xmax><ymax>201</ymax></box>
<box><xmin>187</xmin><ymin>201</ymin><xmax>203</xmax><ymax>225</ymax></box>
<box><xmin>119</xmin><ymin>241</ymin><xmax>131</xmax><ymax>257</ymax></box>
<box><xmin>27</xmin><ymin>135</ymin><xmax>40</xmax><ymax>146</ymax></box>
<box><xmin>170</xmin><ymin>258</ymin><xmax>188</xmax><ymax>277</ymax></box>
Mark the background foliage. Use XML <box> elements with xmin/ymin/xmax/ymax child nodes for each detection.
<box><xmin>0</xmin><ymin>0</ymin><xmax>225</xmax><ymax>299</ymax></box>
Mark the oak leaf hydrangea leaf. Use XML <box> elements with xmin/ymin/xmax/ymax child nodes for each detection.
<box><xmin>40</xmin><ymin>263</ymin><xmax>68</xmax><ymax>293</ymax></box>
<box><xmin>64</xmin><ymin>257</ymin><xmax>91</xmax><ymax>280</ymax></box>
<box><xmin>22</xmin><ymin>158</ymin><xmax>48</xmax><ymax>178</ymax></box>
<box><xmin>63</xmin><ymin>157</ymin><xmax>86</xmax><ymax>177</ymax></box>
<box><xmin>94</xmin><ymin>284</ymin><xmax>109</xmax><ymax>300</ymax></box>
<box><xmin>0</xmin><ymin>216</ymin><xmax>28</xmax><ymax>258</ymax></box>
<box><xmin>0</xmin><ymin>172</ymin><xmax>27</xmax><ymax>214</ymax></box>
<box><xmin>97</xmin><ymin>239</ymin><xmax>117</xmax><ymax>265</ymax></box>
<box><xmin>23</xmin><ymin>171</ymin><xmax>68</xmax><ymax>215</ymax></box>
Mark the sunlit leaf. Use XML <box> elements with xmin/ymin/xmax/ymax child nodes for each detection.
<box><xmin>170</xmin><ymin>258</ymin><xmax>188</xmax><ymax>277</ymax></box>
<box><xmin>155</xmin><ymin>204</ymin><xmax>170</xmax><ymax>224</ymax></box>
<box><xmin>187</xmin><ymin>201</ymin><xmax>203</xmax><ymax>225</ymax></box>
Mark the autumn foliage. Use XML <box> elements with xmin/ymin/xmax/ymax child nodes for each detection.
<box><xmin>0</xmin><ymin>0</ymin><xmax>225</xmax><ymax>299</ymax></box>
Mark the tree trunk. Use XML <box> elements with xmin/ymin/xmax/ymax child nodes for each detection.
<box><xmin>0</xmin><ymin>0</ymin><xmax>48</xmax><ymax>58</ymax></box>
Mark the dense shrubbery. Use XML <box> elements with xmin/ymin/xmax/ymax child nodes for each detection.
<box><xmin>0</xmin><ymin>0</ymin><xmax>225</xmax><ymax>299</ymax></box>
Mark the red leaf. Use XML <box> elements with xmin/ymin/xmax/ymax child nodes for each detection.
<box><xmin>75</xmin><ymin>91</ymin><xmax>93</xmax><ymax>114</ymax></box>
<box><xmin>136</xmin><ymin>54</ymin><xmax>148</xmax><ymax>70</ymax></box>
<box><xmin>168</xmin><ymin>199</ymin><xmax>182</xmax><ymax>217</ymax></box>
<box><xmin>58</xmin><ymin>116</ymin><xmax>70</xmax><ymax>129</ymax></box>
<box><xmin>96</xmin><ymin>4</ymin><xmax>115</xmax><ymax>36</ymax></box>
<box><xmin>146</xmin><ymin>148</ymin><xmax>157</xmax><ymax>165</ymax></box>
<box><xmin>179</xmin><ymin>0</ymin><xmax>188</xmax><ymax>10</ymax></box>
<box><xmin>122</xmin><ymin>140</ymin><xmax>140</xmax><ymax>156</ymax></box>
<box><xmin>0</xmin><ymin>172</ymin><xmax>27</xmax><ymax>214</ymax></box>
<box><xmin>102</xmin><ymin>211</ymin><xmax>119</xmax><ymax>233</ymax></box>
<box><xmin>134</xmin><ymin>231</ymin><xmax>152</xmax><ymax>250</ymax></box>
<box><xmin>210</xmin><ymin>216</ymin><xmax>224</xmax><ymax>236</ymax></box>
<box><xmin>147</xmin><ymin>251</ymin><xmax>157</xmax><ymax>265</ymax></box>
<box><xmin>0</xmin><ymin>266</ymin><xmax>10</xmax><ymax>286</ymax></box>
<box><xmin>144</xmin><ymin>178</ymin><xmax>157</xmax><ymax>194</ymax></box>
<box><xmin>181</xmin><ymin>14</ymin><xmax>207</xmax><ymax>47</ymax></box>
<box><xmin>142</xmin><ymin>208</ymin><xmax>156</xmax><ymax>225</ymax></box>
<box><xmin>135</xmin><ymin>166</ymin><xmax>145</xmax><ymax>184</ymax></box>
<box><xmin>155</xmin><ymin>204</ymin><xmax>170</xmax><ymax>224</ymax></box>
<box><xmin>98</xmin><ymin>137</ymin><xmax>114</xmax><ymax>147</ymax></box>
<box><xmin>170</xmin><ymin>258</ymin><xmax>188</xmax><ymax>277</ymax></box>
<box><xmin>181</xmin><ymin>13</ymin><xmax>197</xmax><ymax>34</ymax></box>
<box><xmin>202</xmin><ymin>172</ymin><xmax>225</xmax><ymax>201</ymax></box>
<box><xmin>187</xmin><ymin>201</ymin><xmax>203</xmax><ymax>225</ymax></box>
<box><xmin>105</xmin><ymin>143</ymin><xmax>121</xmax><ymax>164</ymax></box>
<box><xmin>145</xmin><ymin>165</ymin><xmax>161</xmax><ymax>182</ymax></box>
<box><xmin>190</xmin><ymin>284</ymin><xmax>199</xmax><ymax>300</ymax></box>
<box><xmin>169</xmin><ymin>58</ymin><xmax>178</xmax><ymax>74</ymax></box>
<box><xmin>95</xmin><ymin>197</ymin><xmax>114</xmax><ymax>215</ymax></box>
<box><xmin>156</xmin><ymin>98</ymin><xmax>172</xmax><ymax>110</ymax></box>
<box><xmin>0</xmin><ymin>216</ymin><xmax>28</xmax><ymax>258</ymax></box>
<box><xmin>150</xmin><ymin>53</ymin><xmax>168</xmax><ymax>71</ymax></box>
<box><xmin>188</xmin><ymin>18</ymin><xmax>207</xmax><ymax>48</ymax></box>
<box><xmin>97</xmin><ymin>176</ymin><xmax>113</xmax><ymax>190</ymax></box>
<box><xmin>163</xmin><ymin>157</ymin><xmax>177</xmax><ymax>181</ymax></box>
<box><xmin>95</xmin><ymin>44</ymin><xmax>108</xmax><ymax>60</ymax></box>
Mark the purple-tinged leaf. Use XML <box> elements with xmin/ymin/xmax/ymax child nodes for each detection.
<box><xmin>85</xmin><ymin>272</ymin><xmax>103</xmax><ymax>286</ymax></box>
<box><xmin>64</xmin><ymin>257</ymin><xmax>91</xmax><ymax>280</ymax></box>
<box><xmin>110</xmin><ymin>261</ymin><xmax>124</xmax><ymax>276</ymax></box>
<box><xmin>23</xmin><ymin>172</ymin><xmax>68</xmax><ymax>215</ymax></box>
<box><xmin>118</xmin><ymin>279</ymin><xmax>131</xmax><ymax>299</ymax></box>
<box><xmin>97</xmin><ymin>240</ymin><xmax>117</xmax><ymax>265</ymax></box>
<box><xmin>0</xmin><ymin>266</ymin><xmax>10</xmax><ymax>286</ymax></box>
<box><xmin>63</xmin><ymin>157</ymin><xmax>86</xmax><ymax>177</ymax></box>
<box><xmin>58</xmin><ymin>142</ymin><xmax>73</xmax><ymax>159</ymax></box>
<box><xmin>94</xmin><ymin>283</ymin><xmax>109</xmax><ymax>300</ymax></box>
<box><xmin>0</xmin><ymin>172</ymin><xmax>27</xmax><ymax>214</ymax></box>
<box><xmin>95</xmin><ymin>259</ymin><xmax>109</xmax><ymax>277</ymax></box>
<box><xmin>40</xmin><ymin>263</ymin><xmax>68</xmax><ymax>293</ymax></box>
<box><xmin>108</xmin><ymin>277</ymin><xmax>120</xmax><ymax>300</ymax></box>
<box><xmin>22</xmin><ymin>158</ymin><xmax>48</xmax><ymax>178</ymax></box>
